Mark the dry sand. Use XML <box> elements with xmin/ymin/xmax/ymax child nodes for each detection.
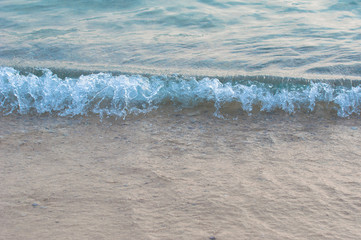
<box><xmin>1</xmin><ymin>110</ymin><xmax>361</xmax><ymax>239</ymax></box>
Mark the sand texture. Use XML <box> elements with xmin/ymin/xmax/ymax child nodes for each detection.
<box><xmin>1</xmin><ymin>111</ymin><xmax>361</xmax><ymax>240</ymax></box>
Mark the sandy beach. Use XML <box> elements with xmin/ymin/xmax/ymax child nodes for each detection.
<box><xmin>1</xmin><ymin>111</ymin><xmax>361</xmax><ymax>239</ymax></box>
<box><xmin>2</xmin><ymin>0</ymin><xmax>361</xmax><ymax>239</ymax></box>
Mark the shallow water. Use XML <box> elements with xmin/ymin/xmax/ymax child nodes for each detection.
<box><xmin>1</xmin><ymin>0</ymin><xmax>361</xmax><ymax>78</ymax></box>
<box><xmin>1</xmin><ymin>113</ymin><xmax>361</xmax><ymax>239</ymax></box>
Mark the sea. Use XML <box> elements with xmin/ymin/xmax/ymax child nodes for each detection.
<box><xmin>1</xmin><ymin>0</ymin><xmax>361</xmax><ymax>118</ymax></box>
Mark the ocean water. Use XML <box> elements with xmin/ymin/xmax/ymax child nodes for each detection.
<box><xmin>1</xmin><ymin>0</ymin><xmax>361</xmax><ymax>118</ymax></box>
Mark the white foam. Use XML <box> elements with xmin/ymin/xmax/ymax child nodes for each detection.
<box><xmin>1</xmin><ymin>67</ymin><xmax>361</xmax><ymax>118</ymax></box>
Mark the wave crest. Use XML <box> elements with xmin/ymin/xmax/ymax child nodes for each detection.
<box><xmin>1</xmin><ymin>67</ymin><xmax>361</xmax><ymax>118</ymax></box>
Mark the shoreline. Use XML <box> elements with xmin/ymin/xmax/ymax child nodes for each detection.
<box><xmin>1</xmin><ymin>112</ymin><xmax>361</xmax><ymax>239</ymax></box>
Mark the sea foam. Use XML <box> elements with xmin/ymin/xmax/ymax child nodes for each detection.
<box><xmin>1</xmin><ymin>67</ymin><xmax>361</xmax><ymax>118</ymax></box>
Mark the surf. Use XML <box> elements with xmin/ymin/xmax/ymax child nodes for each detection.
<box><xmin>1</xmin><ymin>66</ymin><xmax>361</xmax><ymax>119</ymax></box>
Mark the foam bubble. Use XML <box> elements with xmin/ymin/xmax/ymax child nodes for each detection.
<box><xmin>1</xmin><ymin>67</ymin><xmax>361</xmax><ymax>118</ymax></box>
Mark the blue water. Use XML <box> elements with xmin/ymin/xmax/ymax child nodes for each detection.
<box><xmin>1</xmin><ymin>66</ymin><xmax>361</xmax><ymax>118</ymax></box>
<box><xmin>1</xmin><ymin>1</ymin><xmax>361</xmax><ymax>118</ymax></box>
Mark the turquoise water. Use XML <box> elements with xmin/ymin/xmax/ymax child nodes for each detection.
<box><xmin>1</xmin><ymin>0</ymin><xmax>361</xmax><ymax>117</ymax></box>
<box><xmin>1</xmin><ymin>66</ymin><xmax>361</xmax><ymax>118</ymax></box>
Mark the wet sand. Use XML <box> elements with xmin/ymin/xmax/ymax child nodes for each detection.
<box><xmin>1</xmin><ymin>111</ymin><xmax>361</xmax><ymax>240</ymax></box>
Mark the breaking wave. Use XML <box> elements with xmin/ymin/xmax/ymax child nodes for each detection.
<box><xmin>1</xmin><ymin>67</ymin><xmax>361</xmax><ymax>119</ymax></box>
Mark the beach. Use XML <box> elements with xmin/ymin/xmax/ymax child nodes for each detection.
<box><xmin>2</xmin><ymin>0</ymin><xmax>361</xmax><ymax>239</ymax></box>
<box><xmin>1</xmin><ymin>111</ymin><xmax>361</xmax><ymax>239</ymax></box>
